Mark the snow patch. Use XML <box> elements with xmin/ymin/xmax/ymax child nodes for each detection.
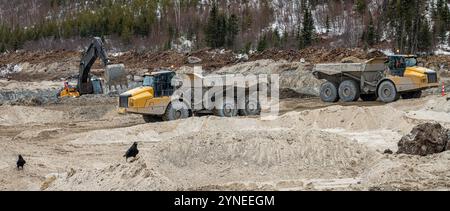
<box><xmin>171</xmin><ymin>36</ymin><xmax>194</xmax><ymax>53</ymax></box>
<box><xmin>0</xmin><ymin>64</ymin><xmax>23</xmax><ymax>77</ymax></box>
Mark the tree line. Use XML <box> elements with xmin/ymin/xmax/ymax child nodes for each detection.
<box><xmin>1</xmin><ymin>0</ymin><xmax>450</xmax><ymax>54</ymax></box>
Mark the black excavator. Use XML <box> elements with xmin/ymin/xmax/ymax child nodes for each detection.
<box><xmin>59</xmin><ymin>37</ymin><xmax>127</xmax><ymax>97</ymax></box>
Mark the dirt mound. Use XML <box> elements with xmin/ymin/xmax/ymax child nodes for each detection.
<box><xmin>49</xmin><ymin>128</ymin><xmax>376</xmax><ymax>191</ymax></box>
<box><xmin>397</xmin><ymin>123</ymin><xmax>450</xmax><ymax>156</ymax></box>
<box><xmin>0</xmin><ymin>80</ymin><xmax>62</xmax><ymax>105</ymax></box>
<box><xmin>248</xmin><ymin>48</ymin><xmax>371</xmax><ymax>64</ymax></box>
<box><xmin>213</xmin><ymin>59</ymin><xmax>321</xmax><ymax>96</ymax></box>
<box><xmin>13</xmin><ymin>128</ymin><xmax>61</xmax><ymax>141</ymax></box>
<box><xmin>284</xmin><ymin>105</ymin><xmax>412</xmax><ymax>132</ymax></box>
<box><xmin>0</xmin><ymin>50</ymin><xmax>79</xmax><ymax>66</ymax></box>
<box><xmin>48</xmin><ymin>159</ymin><xmax>176</xmax><ymax>191</ymax></box>
<box><xmin>341</xmin><ymin>56</ymin><xmax>363</xmax><ymax>63</ymax></box>
<box><xmin>111</xmin><ymin>48</ymin><xmax>237</xmax><ymax>72</ymax></box>
<box><xmin>0</xmin><ymin>106</ymin><xmax>65</xmax><ymax>126</ymax></box>
<box><xmin>361</xmin><ymin>152</ymin><xmax>450</xmax><ymax>191</ymax></box>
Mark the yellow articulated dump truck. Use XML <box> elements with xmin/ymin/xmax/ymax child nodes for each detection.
<box><xmin>313</xmin><ymin>55</ymin><xmax>439</xmax><ymax>103</ymax></box>
<box><xmin>119</xmin><ymin>70</ymin><xmax>263</xmax><ymax>122</ymax></box>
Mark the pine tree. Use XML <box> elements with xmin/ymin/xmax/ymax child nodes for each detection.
<box><xmin>366</xmin><ymin>13</ymin><xmax>375</xmax><ymax>46</ymax></box>
<box><xmin>243</xmin><ymin>42</ymin><xmax>252</xmax><ymax>54</ymax></box>
<box><xmin>257</xmin><ymin>35</ymin><xmax>268</xmax><ymax>52</ymax></box>
<box><xmin>0</xmin><ymin>43</ymin><xmax>5</xmax><ymax>53</ymax></box>
<box><xmin>300</xmin><ymin>4</ymin><xmax>314</xmax><ymax>49</ymax></box>
<box><xmin>205</xmin><ymin>3</ymin><xmax>219</xmax><ymax>48</ymax></box>
<box><xmin>355</xmin><ymin>0</ymin><xmax>367</xmax><ymax>15</ymax></box>
<box><xmin>226</xmin><ymin>14</ymin><xmax>239</xmax><ymax>48</ymax></box>
<box><xmin>121</xmin><ymin>26</ymin><xmax>133</xmax><ymax>44</ymax></box>
<box><xmin>418</xmin><ymin>20</ymin><xmax>432</xmax><ymax>52</ymax></box>
<box><xmin>325</xmin><ymin>15</ymin><xmax>330</xmax><ymax>34</ymax></box>
<box><xmin>217</xmin><ymin>14</ymin><xmax>227</xmax><ymax>47</ymax></box>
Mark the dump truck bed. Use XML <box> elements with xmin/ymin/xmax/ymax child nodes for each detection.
<box><xmin>314</xmin><ymin>58</ymin><xmax>387</xmax><ymax>76</ymax></box>
<box><xmin>313</xmin><ymin>58</ymin><xmax>387</xmax><ymax>82</ymax></box>
<box><xmin>186</xmin><ymin>72</ymin><xmax>261</xmax><ymax>88</ymax></box>
<box><xmin>314</xmin><ymin>63</ymin><xmax>367</xmax><ymax>76</ymax></box>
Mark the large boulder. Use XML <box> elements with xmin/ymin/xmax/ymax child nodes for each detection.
<box><xmin>397</xmin><ymin>123</ymin><xmax>449</xmax><ymax>156</ymax></box>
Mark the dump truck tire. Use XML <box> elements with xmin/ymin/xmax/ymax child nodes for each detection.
<box><xmin>378</xmin><ymin>81</ymin><xmax>400</xmax><ymax>103</ymax></box>
<box><xmin>360</xmin><ymin>94</ymin><xmax>378</xmax><ymax>101</ymax></box>
<box><xmin>320</xmin><ymin>82</ymin><xmax>340</xmax><ymax>103</ymax></box>
<box><xmin>338</xmin><ymin>80</ymin><xmax>360</xmax><ymax>102</ymax></box>
<box><xmin>163</xmin><ymin>101</ymin><xmax>190</xmax><ymax>121</ymax></box>
<box><xmin>239</xmin><ymin>97</ymin><xmax>261</xmax><ymax>116</ymax></box>
<box><xmin>402</xmin><ymin>91</ymin><xmax>422</xmax><ymax>99</ymax></box>
<box><xmin>214</xmin><ymin>98</ymin><xmax>238</xmax><ymax>117</ymax></box>
<box><xmin>143</xmin><ymin>115</ymin><xmax>162</xmax><ymax>123</ymax></box>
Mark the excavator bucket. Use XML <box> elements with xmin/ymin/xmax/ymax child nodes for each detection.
<box><xmin>104</xmin><ymin>64</ymin><xmax>128</xmax><ymax>93</ymax></box>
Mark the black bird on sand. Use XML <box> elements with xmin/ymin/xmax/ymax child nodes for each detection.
<box><xmin>124</xmin><ymin>142</ymin><xmax>139</xmax><ymax>162</ymax></box>
<box><xmin>17</xmin><ymin>155</ymin><xmax>26</xmax><ymax>170</ymax></box>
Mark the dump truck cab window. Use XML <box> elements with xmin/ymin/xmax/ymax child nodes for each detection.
<box><xmin>152</xmin><ymin>72</ymin><xmax>176</xmax><ymax>97</ymax></box>
<box><xmin>143</xmin><ymin>76</ymin><xmax>155</xmax><ymax>87</ymax></box>
<box><xmin>405</xmin><ymin>57</ymin><xmax>417</xmax><ymax>67</ymax></box>
<box><xmin>388</xmin><ymin>56</ymin><xmax>406</xmax><ymax>76</ymax></box>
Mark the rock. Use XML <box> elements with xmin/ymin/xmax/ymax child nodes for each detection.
<box><xmin>383</xmin><ymin>149</ymin><xmax>393</xmax><ymax>154</ymax></box>
<box><xmin>235</xmin><ymin>54</ymin><xmax>249</xmax><ymax>62</ymax></box>
<box><xmin>187</xmin><ymin>56</ymin><xmax>202</xmax><ymax>64</ymax></box>
<box><xmin>397</xmin><ymin>123</ymin><xmax>449</xmax><ymax>156</ymax></box>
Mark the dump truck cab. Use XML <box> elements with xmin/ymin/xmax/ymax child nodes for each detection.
<box><xmin>119</xmin><ymin>70</ymin><xmax>176</xmax><ymax>119</ymax></box>
<box><xmin>385</xmin><ymin>55</ymin><xmax>438</xmax><ymax>98</ymax></box>
<box><xmin>313</xmin><ymin>55</ymin><xmax>439</xmax><ymax>103</ymax></box>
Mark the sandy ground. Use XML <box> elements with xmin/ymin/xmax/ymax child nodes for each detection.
<box><xmin>1</xmin><ymin>92</ymin><xmax>449</xmax><ymax>191</ymax></box>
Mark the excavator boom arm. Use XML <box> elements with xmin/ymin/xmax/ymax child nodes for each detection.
<box><xmin>77</xmin><ymin>37</ymin><xmax>110</xmax><ymax>95</ymax></box>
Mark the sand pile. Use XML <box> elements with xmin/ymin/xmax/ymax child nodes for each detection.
<box><xmin>0</xmin><ymin>103</ymin><xmax>121</xmax><ymax>126</ymax></box>
<box><xmin>361</xmin><ymin>152</ymin><xmax>450</xmax><ymax>191</ymax></box>
<box><xmin>0</xmin><ymin>106</ymin><xmax>65</xmax><ymax>125</ymax></box>
<box><xmin>277</xmin><ymin>105</ymin><xmax>413</xmax><ymax>132</ymax></box>
<box><xmin>50</xmin><ymin>128</ymin><xmax>376</xmax><ymax>191</ymax></box>
<box><xmin>48</xmin><ymin>159</ymin><xmax>176</xmax><ymax>191</ymax></box>
<box><xmin>422</xmin><ymin>97</ymin><xmax>450</xmax><ymax>113</ymax></box>
<box><xmin>47</xmin><ymin>104</ymin><xmax>420</xmax><ymax>191</ymax></box>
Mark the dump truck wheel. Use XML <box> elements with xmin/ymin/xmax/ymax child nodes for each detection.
<box><xmin>239</xmin><ymin>98</ymin><xmax>261</xmax><ymax>116</ymax></box>
<box><xmin>214</xmin><ymin>98</ymin><xmax>238</xmax><ymax>117</ymax></box>
<box><xmin>320</xmin><ymin>82</ymin><xmax>339</xmax><ymax>103</ymax></box>
<box><xmin>163</xmin><ymin>101</ymin><xmax>190</xmax><ymax>121</ymax></box>
<box><xmin>360</xmin><ymin>94</ymin><xmax>378</xmax><ymax>101</ymax></box>
<box><xmin>338</xmin><ymin>80</ymin><xmax>360</xmax><ymax>102</ymax></box>
<box><xmin>378</xmin><ymin>81</ymin><xmax>400</xmax><ymax>103</ymax></box>
<box><xmin>143</xmin><ymin>115</ymin><xmax>162</xmax><ymax>123</ymax></box>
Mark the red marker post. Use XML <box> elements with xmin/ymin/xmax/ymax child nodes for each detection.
<box><xmin>443</xmin><ymin>82</ymin><xmax>446</xmax><ymax>97</ymax></box>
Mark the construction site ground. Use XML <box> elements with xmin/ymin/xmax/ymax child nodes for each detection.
<box><xmin>1</xmin><ymin>92</ymin><xmax>449</xmax><ymax>191</ymax></box>
<box><xmin>1</xmin><ymin>49</ymin><xmax>450</xmax><ymax>191</ymax></box>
